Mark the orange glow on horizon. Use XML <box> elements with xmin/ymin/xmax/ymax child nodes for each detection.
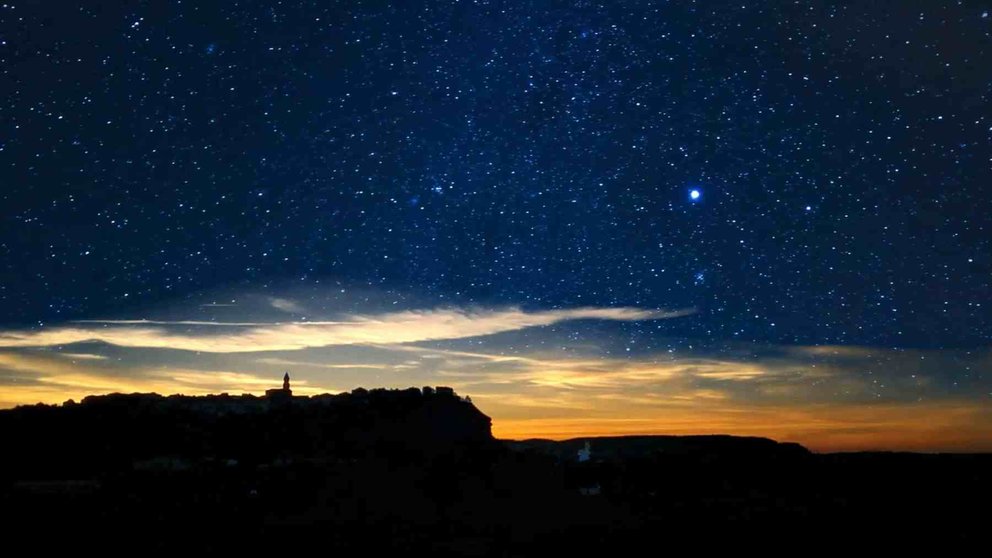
<box><xmin>492</xmin><ymin>402</ymin><xmax>992</xmax><ymax>453</ymax></box>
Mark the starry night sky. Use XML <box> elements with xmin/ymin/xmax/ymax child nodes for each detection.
<box><xmin>1</xmin><ymin>2</ymin><xmax>991</xmax><ymax>450</ymax></box>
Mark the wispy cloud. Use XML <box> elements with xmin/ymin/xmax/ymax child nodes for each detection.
<box><xmin>0</xmin><ymin>306</ymin><xmax>694</xmax><ymax>353</ymax></box>
<box><xmin>269</xmin><ymin>297</ymin><xmax>305</xmax><ymax>313</ymax></box>
<box><xmin>384</xmin><ymin>344</ymin><xmax>798</xmax><ymax>392</ymax></box>
<box><xmin>57</xmin><ymin>352</ymin><xmax>108</xmax><ymax>361</ymax></box>
<box><xmin>72</xmin><ymin>319</ymin><xmax>286</xmax><ymax>326</ymax></box>
<box><xmin>256</xmin><ymin>357</ymin><xmax>386</xmax><ymax>370</ymax></box>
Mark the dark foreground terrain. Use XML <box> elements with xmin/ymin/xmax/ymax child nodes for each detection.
<box><xmin>1</xmin><ymin>388</ymin><xmax>989</xmax><ymax>553</ymax></box>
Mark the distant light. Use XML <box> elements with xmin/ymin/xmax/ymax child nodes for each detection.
<box><xmin>689</xmin><ymin>189</ymin><xmax>701</xmax><ymax>201</ymax></box>
<box><xmin>805</xmin><ymin>205</ymin><xmax>812</xmax><ymax>211</ymax></box>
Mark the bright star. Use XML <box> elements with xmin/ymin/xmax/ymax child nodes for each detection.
<box><xmin>689</xmin><ymin>189</ymin><xmax>701</xmax><ymax>201</ymax></box>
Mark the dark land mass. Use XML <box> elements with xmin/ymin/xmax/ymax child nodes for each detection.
<box><xmin>1</xmin><ymin>387</ymin><xmax>989</xmax><ymax>553</ymax></box>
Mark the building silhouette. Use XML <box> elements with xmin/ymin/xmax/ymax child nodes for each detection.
<box><xmin>266</xmin><ymin>372</ymin><xmax>293</xmax><ymax>402</ymax></box>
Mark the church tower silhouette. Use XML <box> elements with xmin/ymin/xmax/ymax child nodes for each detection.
<box><xmin>266</xmin><ymin>372</ymin><xmax>293</xmax><ymax>401</ymax></box>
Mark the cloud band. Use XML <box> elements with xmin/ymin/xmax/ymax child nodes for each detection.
<box><xmin>0</xmin><ymin>306</ymin><xmax>694</xmax><ymax>353</ymax></box>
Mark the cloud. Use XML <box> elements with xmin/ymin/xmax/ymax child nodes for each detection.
<box><xmin>73</xmin><ymin>320</ymin><xmax>285</xmax><ymax>326</ymax></box>
<box><xmin>0</xmin><ymin>306</ymin><xmax>694</xmax><ymax>353</ymax></box>
<box><xmin>269</xmin><ymin>297</ymin><xmax>305</xmax><ymax>313</ymax></box>
<box><xmin>389</xmin><ymin>344</ymin><xmax>796</xmax><ymax>393</ymax></box>
<box><xmin>256</xmin><ymin>357</ymin><xmax>386</xmax><ymax>370</ymax></box>
<box><xmin>57</xmin><ymin>352</ymin><xmax>108</xmax><ymax>361</ymax></box>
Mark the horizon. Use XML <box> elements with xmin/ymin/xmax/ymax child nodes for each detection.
<box><xmin>2</xmin><ymin>3</ymin><xmax>991</xmax><ymax>455</ymax></box>
<box><xmin>3</xmin><ymin>356</ymin><xmax>990</xmax><ymax>454</ymax></box>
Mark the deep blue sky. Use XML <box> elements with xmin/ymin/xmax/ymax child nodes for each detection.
<box><xmin>2</xmin><ymin>1</ymin><xmax>990</xmax><ymax>349</ymax></box>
